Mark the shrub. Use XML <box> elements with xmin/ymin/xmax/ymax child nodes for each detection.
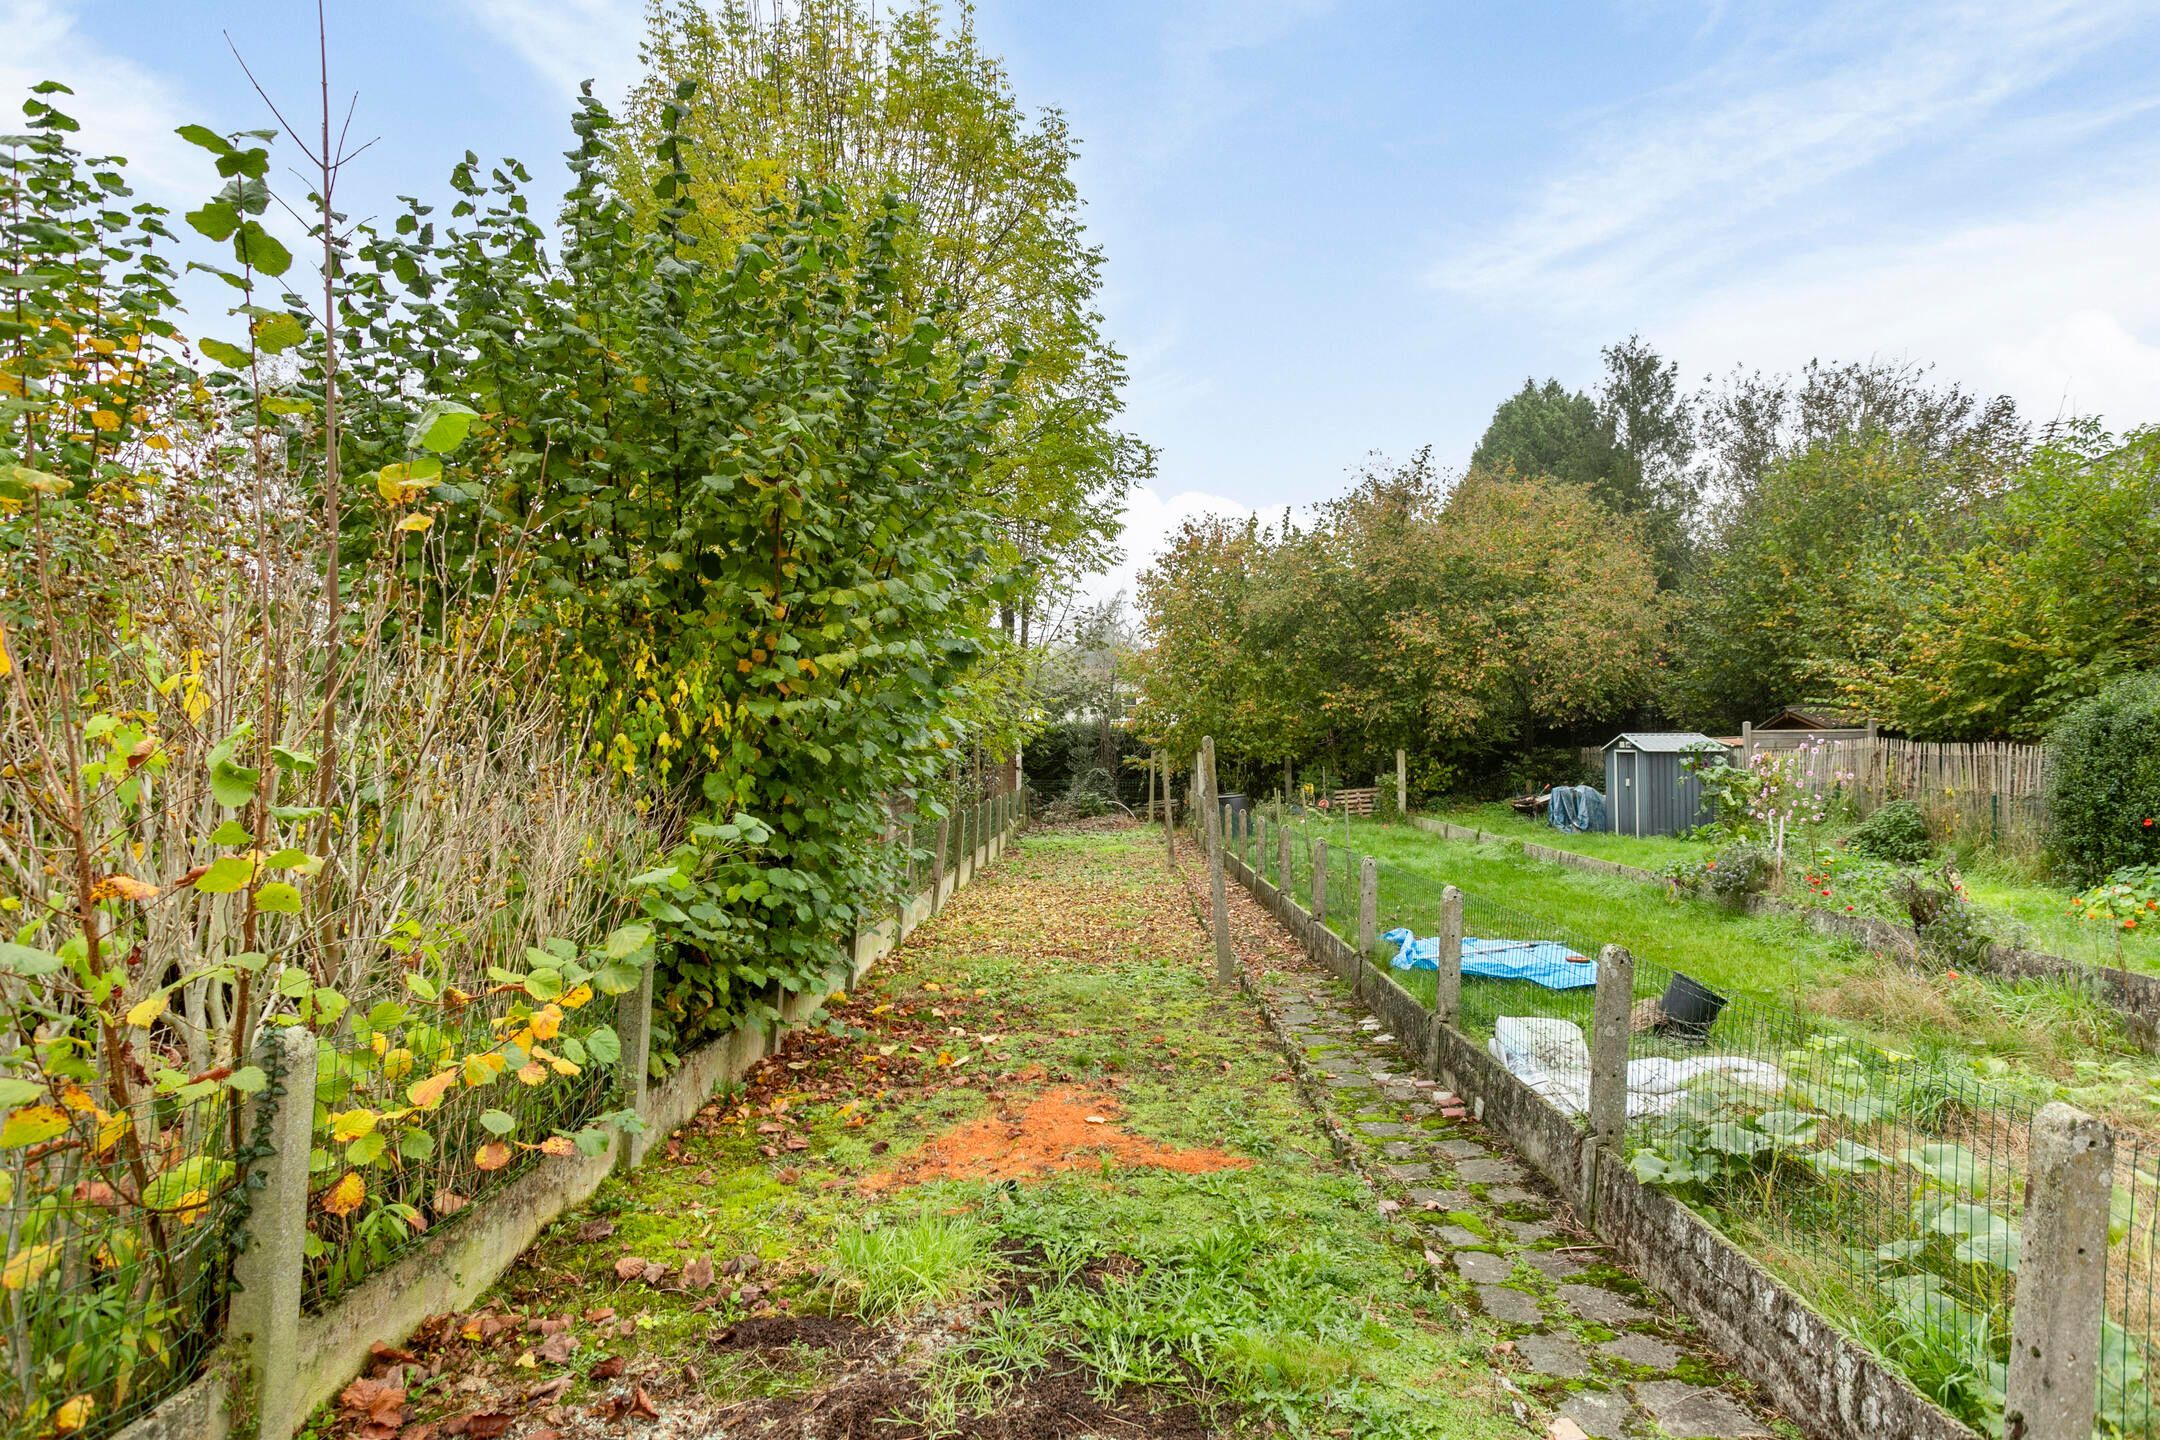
<box><xmin>2048</xmin><ymin>672</ymin><xmax>2160</xmax><ymax>885</ymax></box>
<box><xmin>1667</xmin><ymin>841</ymin><xmax>1776</xmax><ymax>906</ymax></box>
<box><xmin>1849</xmin><ymin>801</ymin><xmax>1933</xmax><ymax>864</ymax></box>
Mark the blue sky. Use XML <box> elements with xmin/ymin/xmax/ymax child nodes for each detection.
<box><xmin>12</xmin><ymin>0</ymin><xmax>2160</xmax><ymax>603</ymax></box>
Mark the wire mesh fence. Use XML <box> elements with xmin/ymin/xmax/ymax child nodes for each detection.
<box><xmin>300</xmin><ymin>979</ymin><xmax>627</xmax><ymax>1311</ymax></box>
<box><xmin>1217</xmin><ymin>803</ymin><xmax>2160</xmax><ymax>1435</ymax></box>
<box><xmin>0</xmin><ymin>1082</ymin><xmax>254</xmax><ymax>1440</ymax></box>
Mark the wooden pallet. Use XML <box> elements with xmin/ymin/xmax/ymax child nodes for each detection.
<box><xmin>1331</xmin><ymin>786</ymin><xmax>1378</xmax><ymax>816</ymax></box>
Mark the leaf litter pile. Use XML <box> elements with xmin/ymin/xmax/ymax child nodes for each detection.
<box><xmin>317</xmin><ymin>827</ymin><xmax>1522</xmax><ymax>1440</ymax></box>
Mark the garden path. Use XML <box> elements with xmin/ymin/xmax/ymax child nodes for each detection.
<box><xmin>315</xmin><ymin>824</ymin><xmax>1791</xmax><ymax>1440</ymax></box>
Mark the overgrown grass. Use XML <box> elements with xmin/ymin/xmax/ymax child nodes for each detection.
<box><xmin>830</xmin><ymin>1214</ymin><xmax>1000</xmax><ymax>1319</ymax></box>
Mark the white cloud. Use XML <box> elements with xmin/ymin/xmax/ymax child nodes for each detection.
<box><xmin>458</xmin><ymin>0</ymin><xmax>646</xmax><ymax>103</ymax></box>
<box><xmin>1660</xmin><ymin>185</ymin><xmax>2160</xmax><ymax>431</ymax></box>
<box><xmin>1432</xmin><ymin>0</ymin><xmax>2144</xmax><ymax>306</ymax></box>
<box><xmin>1076</xmin><ymin>483</ymin><xmax>1252</xmax><ymax>613</ymax></box>
<box><xmin>1</xmin><ymin>0</ymin><xmax>198</xmax><ymax>203</ymax></box>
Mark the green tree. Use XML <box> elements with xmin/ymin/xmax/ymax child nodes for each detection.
<box><xmin>1837</xmin><ymin>426</ymin><xmax>2160</xmax><ymax>739</ymax></box>
<box><xmin>1472</xmin><ymin>378</ymin><xmax>1618</xmax><ymax>495</ymax></box>
<box><xmin>621</xmin><ymin>0</ymin><xmax>1147</xmax><ymax>647</ymax></box>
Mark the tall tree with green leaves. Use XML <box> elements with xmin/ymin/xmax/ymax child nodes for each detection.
<box><xmin>620</xmin><ymin>0</ymin><xmax>1148</xmax><ymax>649</ymax></box>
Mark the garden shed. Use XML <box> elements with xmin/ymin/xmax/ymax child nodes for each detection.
<box><xmin>1602</xmin><ymin>731</ymin><xmax>1726</xmax><ymax>836</ymax></box>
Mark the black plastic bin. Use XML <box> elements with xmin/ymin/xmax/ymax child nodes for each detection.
<box><xmin>1658</xmin><ymin>972</ymin><xmax>1727</xmax><ymax>1044</ymax></box>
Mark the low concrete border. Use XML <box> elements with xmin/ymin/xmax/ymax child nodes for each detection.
<box><xmin>1412</xmin><ymin>815</ymin><xmax>2160</xmax><ymax>1035</ymax></box>
<box><xmin>1227</xmin><ymin>845</ymin><xmax>1978</xmax><ymax>1440</ymax></box>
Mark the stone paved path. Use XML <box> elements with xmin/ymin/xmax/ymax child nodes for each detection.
<box><xmin>1176</xmin><ymin>840</ymin><xmax>1796</xmax><ymax>1440</ymax></box>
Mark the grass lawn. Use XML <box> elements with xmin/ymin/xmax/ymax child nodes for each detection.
<box><xmin>311</xmin><ymin>829</ymin><xmax>1526</xmax><ymax>1440</ymax></box>
<box><xmin>1430</xmin><ymin>801</ymin><xmax>2160</xmax><ymax>976</ymax></box>
<box><xmin>1249</xmin><ymin>811</ymin><xmax>2160</xmax><ymax>1135</ymax></box>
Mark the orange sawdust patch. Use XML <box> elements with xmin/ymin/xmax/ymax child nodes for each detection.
<box><xmin>861</xmin><ymin>1087</ymin><xmax>1251</xmax><ymax>1191</ymax></box>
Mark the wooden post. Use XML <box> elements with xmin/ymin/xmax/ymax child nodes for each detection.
<box><xmin>1145</xmin><ymin>750</ymin><xmax>1157</xmax><ymax>824</ymax></box>
<box><xmin>1312</xmin><ymin>838</ymin><xmax>1329</xmax><ymax>925</ymax></box>
<box><xmin>2005</xmin><ymin>1103</ymin><xmax>2114</xmax><ymax>1440</ymax></box>
<box><xmin>1203</xmin><ymin>738</ymin><xmax>1234</xmax><ymax>985</ymax></box>
<box><xmin>1277</xmin><ymin>820</ymin><xmax>1292</xmax><ymax>895</ymax></box>
<box><xmin>1432</xmin><ymin>884</ymin><xmax>1464</xmax><ymax>1027</ymax></box>
<box><xmin>1396</xmin><ymin>747</ymin><xmax>1407</xmax><ymax>817</ymax></box>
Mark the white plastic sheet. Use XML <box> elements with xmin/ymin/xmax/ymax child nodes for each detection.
<box><xmin>1487</xmin><ymin>1016</ymin><xmax>1784</xmax><ymax>1119</ymax></box>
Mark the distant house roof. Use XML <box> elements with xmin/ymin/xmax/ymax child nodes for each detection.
<box><xmin>1603</xmin><ymin>731</ymin><xmax>1724</xmax><ymax>753</ymax></box>
<box><xmin>1757</xmin><ymin>706</ymin><xmax>1871</xmax><ymax>731</ymax></box>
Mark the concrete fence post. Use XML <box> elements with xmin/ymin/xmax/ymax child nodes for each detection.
<box><xmin>1587</xmin><ymin>944</ymin><xmax>1637</xmax><ymax>1205</ymax></box>
<box><xmin>1145</xmin><ymin>752</ymin><xmax>1157</xmax><ymax>824</ymax></box>
<box><xmin>1162</xmin><ymin>752</ymin><xmax>1176</xmax><ymax>864</ymax></box>
<box><xmin>1202</xmin><ymin>737</ymin><xmax>1234</xmax><ymax>985</ymax></box>
<box><xmin>933</xmin><ymin>814</ymin><xmax>949</xmax><ymax>907</ymax></box>
<box><xmin>1357</xmin><ymin>857</ymin><xmax>1377</xmax><ymax>963</ymax></box>
<box><xmin>232</xmin><ymin>1025</ymin><xmax>316</xmax><ymax>1440</ymax></box>
<box><xmin>619</xmin><ymin>957</ymin><xmax>658</xmax><ymax>1165</ymax></box>
<box><xmin>1312</xmin><ymin>838</ymin><xmax>1329</xmax><ymax>926</ymax></box>
<box><xmin>2005</xmin><ymin>1103</ymin><xmax>2115</xmax><ymax>1440</ymax></box>
<box><xmin>1433</xmin><ymin>885</ymin><xmax>1465</xmax><ymax>1027</ymax></box>
<box><xmin>1396</xmin><ymin>747</ymin><xmax>1408</xmax><ymax>817</ymax></box>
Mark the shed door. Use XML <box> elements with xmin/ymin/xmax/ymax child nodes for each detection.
<box><xmin>1615</xmin><ymin>749</ymin><xmax>1640</xmax><ymax>836</ymax></box>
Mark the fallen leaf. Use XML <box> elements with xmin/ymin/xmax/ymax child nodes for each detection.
<box><xmin>629</xmin><ymin>1387</ymin><xmax>660</xmax><ymax>1420</ymax></box>
<box><xmin>535</xmin><ymin>1332</ymin><xmax>576</xmax><ymax>1365</ymax></box>
<box><xmin>591</xmin><ymin>1356</ymin><xmax>627</xmax><ymax>1381</ymax></box>
<box><xmin>613</xmin><ymin>1256</ymin><xmax>649</xmax><ymax>1281</ymax></box>
<box><xmin>681</xmin><ymin>1256</ymin><xmax>715</xmax><ymax>1290</ymax></box>
<box><xmin>576</xmin><ymin>1219</ymin><xmax>615</xmax><ymax>1243</ymax></box>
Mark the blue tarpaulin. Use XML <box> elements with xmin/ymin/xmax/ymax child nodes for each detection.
<box><xmin>1381</xmin><ymin>927</ymin><xmax>1599</xmax><ymax>990</ymax></box>
<box><xmin>1547</xmin><ymin>784</ymin><xmax>1607</xmax><ymax>834</ymax></box>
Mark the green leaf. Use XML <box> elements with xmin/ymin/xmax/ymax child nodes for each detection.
<box><xmin>0</xmin><ymin>1078</ymin><xmax>44</xmax><ymax>1107</ymax></box>
<box><xmin>194</xmin><ymin>856</ymin><xmax>255</xmax><ymax>894</ymax></box>
<box><xmin>254</xmin><ymin>881</ymin><xmax>302</xmax><ymax>914</ymax></box>
<box><xmin>603</xmin><ymin>924</ymin><xmax>652</xmax><ymax>960</ymax></box>
<box><xmin>585</xmin><ymin>1026</ymin><xmax>622</xmax><ymax>1066</ymax></box>
<box><xmin>185</xmin><ymin>201</ymin><xmax>240</xmax><ymax>242</ymax></box>
<box><xmin>410</xmin><ymin>401</ymin><xmax>479</xmax><ymax>454</ymax></box>
<box><xmin>206</xmin><ymin>726</ymin><xmax>260</xmax><ymax>808</ymax></box>
<box><xmin>225</xmin><ymin>1066</ymin><xmax>268</xmax><ymax>1096</ymax></box>
<box><xmin>0</xmin><ymin>943</ymin><xmax>64</xmax><ymax>977</ymax></box>
<box><xmin>200</xmin><ymin>337</ymin><xmax>251</xmax><ymax>369</ymax></box>
<box><xmin>175</xmin><ymin>123</ymin><xmax>234</xmax><ymax>155</ymax></box>
<box><xmin>253</xmin><ymin>312</ymin><xmax>306</xmax><ymax>354</ymax></box>
<box><xmin>479</xmin><ymin>1108</ymin><xmax>517</xmax><ymax>1136</ymax></box>
<box><xmin>211</xmin><ymin>820</ymin><xmax>252</xmax><ymax>845</ymax></box>
<box><xmin>265</xmin><ymin>848</ymin><xmax>311</xmax><ymax>870</ymax></box>
<box><xmin>236</xmin><ymin>220</ymin><xmax>292</xmax><ymax>277</ymax></box>
<box><xmin>347</xmin><ymin>1131</ymin><xmax>387</xmax><ymax>1166</ymax></box>
<box><xmin>398</xmin><ymin>1129</ymin><xmax>436</xmax><ymax>1161</ymax></box>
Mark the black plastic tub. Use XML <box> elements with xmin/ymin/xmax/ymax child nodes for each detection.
<box><xmin>1659</xmin><ymin>972</ymin><xmax>1727</xmax><ymax>1043</ymax></box>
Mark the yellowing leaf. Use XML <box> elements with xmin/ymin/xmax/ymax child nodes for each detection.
<box><xmin>94</xmin><ymin>1111</ymin><xmax>129</xmax><ymax>1154</ymax></box>
<box><xmin>516</xmin><ymin>1062</ymin><xmax>548</xmax><ymax>1086</ymax></box>
<box><xmin>55</xmin><ymin>1395</ymin><xmax>94</xmax><ymax>1433</ymax></box>
<box><xmin>407</xmin><ymin>1069</ymin><xmax>458</xmax><ymax>1110</ymax></box>
<box><xmin>125</xmin><ymin>994</ymin><xmax>167</xmax><ymax>1028</ymax></box>
<box><xmin>89</xmin><ymin>409</ymin><xmax>120</xmax><ymax>431</ymax></box>
<box><xmin>381</xmin><ymin>1047</ymin><xmax>415</xmax><ymax>1081</ymax></box>
<box><xmin>474</xmin><ymin>1141</ymin><xmax>512</xmax><ymax>1171</ymax></box>
<box><xmin>329</xmin><ymin>1109</ymin><xmax>378</xmax><ymax>1143</ymax></box>
<box><xmin>0</xmin><ymin>1105</ymin><xmax>67</xmax><ymax>1150</ymax></box>
<box><xmin>538</xmin><ymin>1135</ymin><xmax>576</xmax><ymax>1157</ymax></box>
<box><xmin>528</xmin><ymin>1005</ymin><xmax>563</xmax><ymax>1041</ymax></box>
<box><xmin>89</xmin><ymin>874</ymin><xmax>158</xmax><ymax>903</ymax></box>
<box><xmin>558</xmin><ymin>983</ymin><xmax>593</xmax><ymax>1011</ymax></box>
<box><xmin>395</xmin><ymin>512</ymin><xmax>433</xmax><ymax>532</ymax></box>
<box><xmin>322</xmin><ymin>1171</ymin><xmax>365</xmax><ymax>1217</ymax></box>
<box><xmin>2</xmin><ymin>1241</ymin><xmax>59</xmax><ymax>1290</ymax></box>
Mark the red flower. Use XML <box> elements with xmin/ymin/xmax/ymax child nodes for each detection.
<box><xmin>2146</xmin><ymin>817</ymin><xmax>2156</xmax><ymax>828</ymax></box>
